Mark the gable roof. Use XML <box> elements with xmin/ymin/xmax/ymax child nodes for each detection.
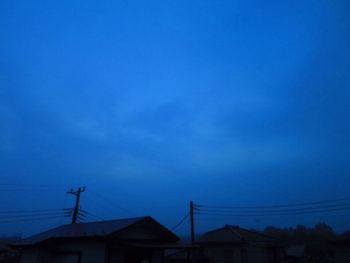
<box><xmin>198</xmin><ymin>225</ymin><xmax>276</xmax><ymax>245</ymax></box>
<box><xmin>17</xmin><ymin>216</ymin><xmax>178</xmax><ymax>246</ymax></box>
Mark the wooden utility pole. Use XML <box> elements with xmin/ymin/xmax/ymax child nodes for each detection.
<box><xmin>190</xmin><ymin>201</ymin><xmax>195</xmax><ymax>245</ymax></box>
<box><xmin>67</xmin><ymin>187</ymin><xmax>85</xmax><ymax>224</ymax></box>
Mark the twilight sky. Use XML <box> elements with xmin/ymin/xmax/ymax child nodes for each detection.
<box><xmin>1</xmin><ymin>0</ymin><xmax>350</xmax><ymax>237</ymax></box>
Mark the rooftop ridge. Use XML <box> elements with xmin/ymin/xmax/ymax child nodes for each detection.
<box><xmin>61</xmin><ymin>216</ymin><xmax>149</xmax><ymax>226</ymax></box>
<box><xmin>226</xmin><ymin>225</ymin><xmax>244</xmax><ymax>240</ymax></box>
<box><xmin>226</xmin><ymin>225</ymin><xmax>275</xmax><ymax>239</ymax></box>
<box><xmin>17</xmin><ymin>216</ymin><xmax>153</xmax><ymax>246</ymax></box>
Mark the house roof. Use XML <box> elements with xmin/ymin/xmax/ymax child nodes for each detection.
<box><xmin>198</xmin><ymin>225</ymin><xmax>277</xmax><ymax>245</ymax></box>
<box><xmin>17</xmin><ymin>216</ymin><xmax>178</xmax><ymax>246</ymax></box>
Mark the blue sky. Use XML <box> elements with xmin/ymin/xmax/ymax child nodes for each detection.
<box><xmin>1</xmin><ymin>0</ymin><xmax>350</xmax><ymax>236</ymax></box>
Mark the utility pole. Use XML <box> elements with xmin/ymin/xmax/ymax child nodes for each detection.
<box><xmin>189</xmin><ymin>201</ymin><xmax>195</xmax><ymax>245</ymax></box>
<box><xmin>67</xmin><ymin>187</ymin><xmax>85</xmax><ymax>224</ymax></box>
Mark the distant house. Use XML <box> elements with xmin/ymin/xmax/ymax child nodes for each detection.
<box><xmin>331</xmin><ymin>230</ymin><xmax>350</xmax><ymax>263</ymax></box>
<box><xmin>15</xmin><ymin>216</ymin><xmax>179</xmax><ymax>263</ymax></box>
<box><xmin>196</xmin><ymin>225</ymin><xmax>284</xmax><ymax>263</ymax></box>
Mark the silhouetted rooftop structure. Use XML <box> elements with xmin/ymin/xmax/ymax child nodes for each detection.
<box><xmin>198</xmin><ymin>224</ymin><xmax>277</xmax><ymax>245</ymax></box>
<box><xmin>17</xmin><ymin>216</ymin><xmax>178</xmax><ymax>246</ymax></box>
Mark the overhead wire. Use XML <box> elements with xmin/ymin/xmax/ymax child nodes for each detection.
<box><xmin>0</xmin><ymin>208</ymin><xmax>65</xmax><ymax>220</ymax></box>
<box><xmin>0</xmin><ymin>208</ymin><xmax>64</xmax><ymax>214</ymax></box>
<box><xmin>195</xmin><ymin>197</ymin><xmax>350</xmax><ymax>210</ymax></box>
<box><xmin>0</xmin><ymin>215</ymin><xmax>63</xmax><ymax>224</ymax></box>
<box><xmin>194</xmin><ymin>197</ymin><xmax>350</xmax><ymax>218</ymax></box>
<box><xmin>81</xmin><ymin>194</ymin><xmax>114</xmax><ymax>218</ymax></box>
<box><xmin>171</xmin><ymin>212</ymin><xmax>190</xmax><ymax>231</ymax></box>
<box><xmin>79</xmin><ymin>209</ymin><xmax>105</xmax><ymax>221</ymax></box>
<box><xmin>0</xmin><ymin>212</ymin><xmax>65</xmax><ymax>220</ymax></box>
<box><xmin>0</xmin><ymin>185</ymin><xmax>111</xmax><ymax>227</ymax></box>
<box><xmin>197</xmin><ymin>208</ymin><xmax>350</xmax><ymax>217</ymax></box>
<box><xmin>197</xmin><ymin>203</ymin><xmax>350</xmax><ymax>214</ymax></box>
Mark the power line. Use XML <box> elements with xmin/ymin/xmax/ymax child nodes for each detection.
<box><xmin>58</xmin><ymin>190</ymin><xmax>70</xmax><ymax>226</ymax></box>
<box><xmin>190</xmin><ymin>201</ymin><xmax>195</xmax><ymax>245</ymax></box>
<box><xmin>0</xmin><ymin>209</ymin><xmax>64</xmax><ymax>214</ymax></box>
<box><xmin>171</xmin><ymin>212</ymin><xmax>189</xmax><ymax>231</ymax></box>
<box><xmin>198</xmin><ymin>203</ymin><xmax>350</xmax><ymax>214</ymax></box>
<box><xmin>82</xmin><ymin>194</ymin><xmax>114</xmax><ymax>217</ymax></box>
<box><xmin>80</xmin><ymin>209</ymin><xmax>106</xmax><ymax>221</ymax></box>
<box><xmin>76</xmin><ymin>212</ymin><xmax>88</xmax><ymax>223</ymax></box>
<box><xmin>0</xmin><ymin>215</ymin><xmax>63</xmax><ymax>224</ymax></box>
<box><xmin>196</xmin><ymin>206</ymin><xmax>350</xmax><ymax>217</ymax></box>
<box><xmin>191</xmin><ymin>197</ymin><xmax>350</xmax><ymax>223</ymax></box>
<box><xmin>0</xmin><ymin>212</ymin><xmax>65</xmax><ymax>220</ymax></box>
<box><xmin>195</xmin><ymin>197</ymin><xmax>350</xmax><ymax>210</ymax></box>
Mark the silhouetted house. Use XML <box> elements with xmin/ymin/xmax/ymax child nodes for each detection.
<box><xmin>331</xmin><ymin>230</ymin><xmax>350</xmax><ymax>263</ymax></box>
<box><xmin>15</xmin><ymin>216</ymin><xmax>179</xmax><ymax>263</ymax></box>
<box><xmin>196</xmin><ymin>225</ymin><xmax>284</xmax><ymax>263</ymax></box>
<box><xmin>0</xmin><ymin>237</ymin><xmax>21</xmax><ymax>262</ymax></box>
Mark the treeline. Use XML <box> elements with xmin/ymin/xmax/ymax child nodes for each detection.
<box><xmin>263</xmin><ymin>223</ymin><xmax>336</xmax><ymax>245</ymax></box>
